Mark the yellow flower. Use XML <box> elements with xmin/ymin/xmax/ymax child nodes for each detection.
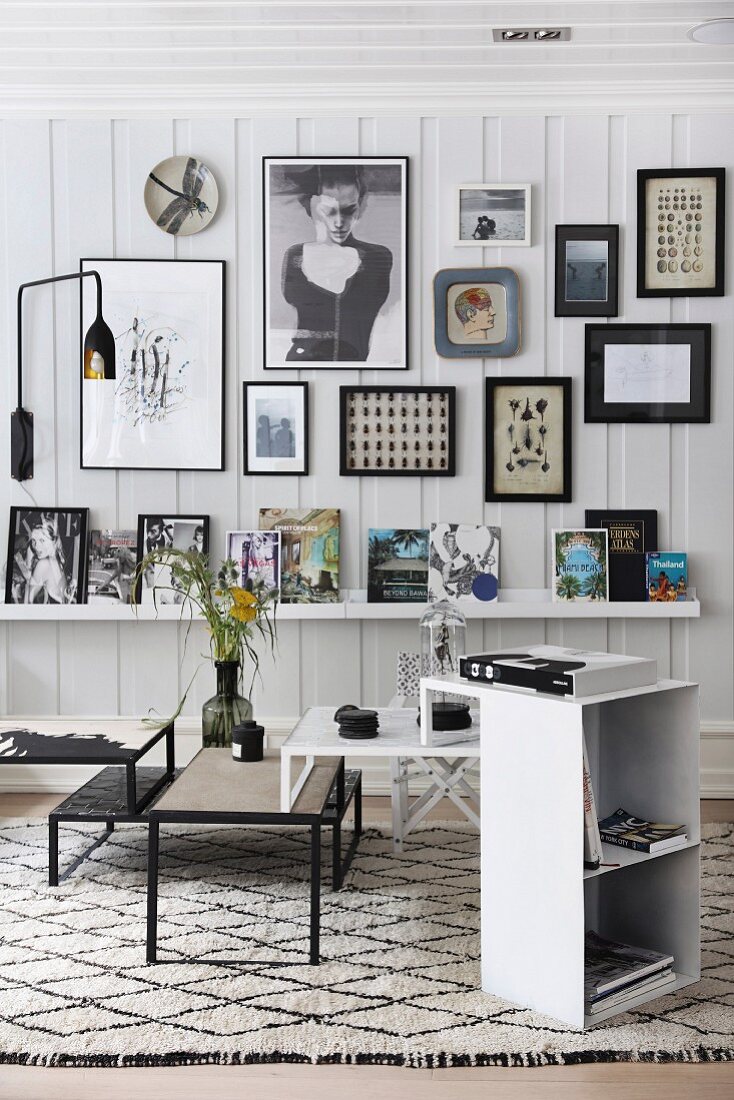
<box><xmin>231</xmin><ymin>587</ymin><xmax>257</xmax><ymax>607</ymax></box>
<box><xmin>230</xmin><ymin>604</ymin><xmax>257</xmax><ymax>623</ymax></box>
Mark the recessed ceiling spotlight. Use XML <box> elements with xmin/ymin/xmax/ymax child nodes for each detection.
<box><xmin>689</xmin><ymin>19</ymin><xmax>734</xmax><ymax>44</ymax></box>
<box><xmin>493</xmin><ymin>27</ymin><xmax>570</xmax><ymax>43</ymax></box>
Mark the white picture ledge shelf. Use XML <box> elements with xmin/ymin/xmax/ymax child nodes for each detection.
<box><xmin>0</xmin><ymin>589</ymin><xmax>700</xmax><ymax>622</ymax></box>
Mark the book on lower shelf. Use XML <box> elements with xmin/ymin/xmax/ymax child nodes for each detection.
<box><xmin>597</xmin><ymin>807</ymin><xmax>687</xmax><ymax>854</ymax></box>
<box><xmin>585</xmin><ymin>930</ymin><xmax>675</xmax><ymax>1012</ymax></box>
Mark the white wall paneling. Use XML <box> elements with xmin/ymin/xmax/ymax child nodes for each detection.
<box><xmin>0</xmin><ymin>109</ymin><xmax>732</xmax><ymax>793</ymax></box>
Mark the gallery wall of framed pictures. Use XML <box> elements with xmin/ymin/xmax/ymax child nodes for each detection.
<box><xmin>2</xmin><ymin>142</ymin><xmax>726</xmax><ymax>613</ymax></box>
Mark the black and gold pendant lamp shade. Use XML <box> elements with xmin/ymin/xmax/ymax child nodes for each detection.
<box><xmin>83</xmin><ymin>311</ymin><xmax>116</xmax><ymax>381</ymax></box>
<box><xmin>11</xmin><ymin>269</ymin><xmax>116</xmax><ymax>481</ymax></box>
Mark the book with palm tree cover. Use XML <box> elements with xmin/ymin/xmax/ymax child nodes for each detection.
<box><xmin>368</xmin><ymin>528</ymin><xmax>429</xmax><ymax>602</ymax></box>
<box><xmin>553</xmin><ymin>529</ymin><xmax>609</xmax><ymax>603</ymax></box>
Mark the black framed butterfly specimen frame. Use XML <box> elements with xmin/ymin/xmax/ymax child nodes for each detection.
<box><xmin>339</xmin><ymin>387</ymin><xmax>456</xmax><ymax>476</ymax></box>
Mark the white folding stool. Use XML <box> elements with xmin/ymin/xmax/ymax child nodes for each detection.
<box><xmin>387</xmin><ymin>652</ymin><xmax>480</xmax><ymax>852</ymax></box>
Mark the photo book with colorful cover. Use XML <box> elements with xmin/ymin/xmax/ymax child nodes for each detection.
<box><xmin>87</xmin><ymin>529</ymin><xmax>137</xmax><ymax>604</ymax></box>
<box><xmin>367</xmin><ymin>529</ymin><xmax>429</xmax><ymax>603</ymax></box>
<box><xmin>259</xmin><ymin>509</ymin><xmax>340</xmax><ymax>603</ymax></box>
<box><xmin>646</xmin><ymin>552</ymin><xmax>688</xmax><ymax>602</ymax></box>
<box><xmin>585</xmin><ymin>510</ymin><xmax>657</xmax><ymax>602</ymax></box>
<box><xmin>552</xmin><ymin>529</ymin><xmax>608</xmax><ymax>603</ymax></box>
<box><xmin>597</xmin><ymin>807</ymin><xmax>687</xmax><ymax>854</ymax></box>
<box><xmin>428</xmin><ymin>523</ymin><xmax>500</xmax><ymax>603</ymax></box>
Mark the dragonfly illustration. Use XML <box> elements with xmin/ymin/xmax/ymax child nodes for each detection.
<box><xmin>148</xmin><ymin>158</ymin><xmax>211</xmax><ymax>235</ymax></box>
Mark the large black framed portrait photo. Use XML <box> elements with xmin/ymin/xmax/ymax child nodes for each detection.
<box><xmin>263</xmin><ymin>157</ymin><xmax>409</xmax><ymax>370</ymax></box>
<box><xmin>5</xmin><ymin>507</ymin><xmax>89</xmax><ymax>605</ymax></box>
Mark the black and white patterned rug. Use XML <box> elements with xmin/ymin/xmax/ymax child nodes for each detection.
<box><xmin>0</xmin><ymin>818</ymin><xmax>732</xmax><ymax>1068</ymax></box>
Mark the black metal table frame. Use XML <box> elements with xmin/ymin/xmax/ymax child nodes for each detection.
<box><xmin>147</xmin><ymin>759</ymin><xmax>361</xmax><ymax>967</ymax></box>
<box><xmin>47</xmin><ymin>722</ymin><xmax>175</xmax><ymax>886</ymax></box>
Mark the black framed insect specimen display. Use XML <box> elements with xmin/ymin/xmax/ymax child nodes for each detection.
<box><xmin>339</xmin><ymin>387</ymin><xmax>456</xmax><ymax>476</ymax></box>
<box><xmin>485</xmin><ymin>377</ymin><xmax>572</xmax><ymax>503</ymax></box>
<box><xmin>637</xmin><ymin>168</ymin><xmax>725</xmax><ymax>297</ymax></box>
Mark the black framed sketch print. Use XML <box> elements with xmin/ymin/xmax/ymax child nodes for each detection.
<box><xmin>340</xmin><ymin>387</ymin><xmax>455</xmax><ymax>475</ymax></box>
<box><xmin>5</xmin><ymin>507</ymin><xmax>89</xmax><ymax>605</ymax></box>
<box><xmin>585</xmin><ymin>324</ymin><xmax>711</xmax><ymax>423</ymax></box>
<box><xmin>263</xmin><ymin>157</ymin><xmax>408</xmax><ymax>370</ymax></box>
<box><xmin>485</xmin><ymin>378</ymin><xmax>572</xmax><ymax>503</ymax></box>
<box><xmin>554</xmin><ymin>225</ymin><xmax>619</xmax><ymax>317</ymax></box>
<box><xmin>243</xmin><ymin>381</ymin><xmax>309</xmax><ymax>475</ymax></box>
<box><xmin>637</xmin><ymin>168</ymin><xmax>725</xmax><ymax>296</ymax></box>
<box><xmin>80</xmin><ymin>259</ymin><xmax>225</xmax><ymax>471</ymax></box>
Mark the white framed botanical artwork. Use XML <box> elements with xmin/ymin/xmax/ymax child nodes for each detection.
<box><xmin>456</xmin><ymin>184</ymin><xmax>531</xmax><ymax>247</ymax></box>
<box><xmin>80</xmin><ymin>258</ymin><xmax>225</xmax><ymax>471</ymax></box>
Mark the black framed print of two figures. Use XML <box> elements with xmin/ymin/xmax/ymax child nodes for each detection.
<box><xmin>243</xmin><ymin>381</ymin><xmax>309</xmax><ymax>475</ymax></box>
<box><xmin>555</xmin><ymin>225</ymin><xmax>619</xmax><ymax>317</ymax></box>
<box><xmin>263</xmin><ymin>157</ymin><xmax>409</xmax><ymax>370</ymax></box>
<box><xmin>485</xmin><ymin>378</ymin><xmax>572</xmax><ymax>503</ymax></box>
<box><xmin>637</xmin><ymin>168</ymin><xmax>725</xmax><ymax>297</ymax></box>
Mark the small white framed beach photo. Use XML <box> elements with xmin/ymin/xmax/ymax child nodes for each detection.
<box><xmin>456</xmin><ymin>184</ymin><xmax>532</xmax><ymax>247</ymax></box>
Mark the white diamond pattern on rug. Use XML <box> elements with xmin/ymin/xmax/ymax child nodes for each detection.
<box><xmin>0</xmin><ymin>819</ymin><xmax>732</xmax><ymax>1068</ymax></box>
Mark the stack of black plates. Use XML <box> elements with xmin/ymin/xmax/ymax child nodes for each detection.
<box><xmin>334</xmin><ymin>705</ymin><xmax>380</xmax><ymax>740</ymax></box>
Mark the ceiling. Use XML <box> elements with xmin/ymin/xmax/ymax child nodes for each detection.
<box><xmin>0</xmin><ymin>1</ymin><xmax>732</xmax><ymax>116</ymax></box>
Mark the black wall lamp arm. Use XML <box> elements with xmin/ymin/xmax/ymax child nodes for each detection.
<box><xmin>12</xmin><ymin>269</ymin><xmax>114</xmax><ymax>483</ymax></box>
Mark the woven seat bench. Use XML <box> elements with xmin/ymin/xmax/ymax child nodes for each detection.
<box><xmin>146</xmin><ymin>749</ymin><xmax>361</xmax><ymax>966</ymax></box>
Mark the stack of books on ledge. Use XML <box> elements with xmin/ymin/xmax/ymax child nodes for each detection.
<box><xmin>585</xmin><ymin>930</ymin><xmax>676</xmax><ymax>1015</ymax></box>
<box><xmin>597</xmin><ymin>808</ymin><xmax>688</xmax><ymax>854</ymax></box>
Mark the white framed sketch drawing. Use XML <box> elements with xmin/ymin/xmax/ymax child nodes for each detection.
<box><xmin>80</xmin><ymin>259</ymin><xmax>225</xmax><ymax>470</ymax></box>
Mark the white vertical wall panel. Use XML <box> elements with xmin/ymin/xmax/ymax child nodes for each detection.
<box><xmin>0</xmin><ymin>110</ymin><xmax>731</xmax><ymax>745</ymax></box>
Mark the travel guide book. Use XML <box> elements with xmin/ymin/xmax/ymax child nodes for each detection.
<box><xmin>597</xmin><ymin>808</ymin><xmax>687</xmax><ymax>854</ymax></box>
<box><xmin>259</xmin><ymin>508</ymin><xmax>340</xmax><ymax>603</ymax></box>
<box><xmin>428</xmin><ymin>523</ymin><xmax>500</xmax><ymax>603</ymax></box>
<box><xmin>552</xmin><ymin>529</ymin><xmax>608</xmax><ymax>603</ymax></box>
<box><xmin>87</xmin><ymin>529</ymin><xmax>137</xmax><ymax>605</ymax></box>
<box><xmin>585</xmin><ymin>510</ymin><xmax>658</xmax><ymax>602</ymax></box>
<box><xmin>646</xmin><ymin>552</ymin><xmax>688</xmax><ymax>602</ymax></box>
<box><xmin>368</xmin><ymin>529</ymin><xmax>429</xmax><ymax>603</ymax></box>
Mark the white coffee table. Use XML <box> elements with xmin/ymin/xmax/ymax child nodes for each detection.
<box><xmin>280</xmin><ymin>706</ymin><xmax>480</xmax><ymax>851</ymax></box>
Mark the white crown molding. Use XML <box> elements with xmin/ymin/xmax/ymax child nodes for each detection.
<box><xmin>0</xmin><ymin>80</ymin><xmax>733</xmax><ymax>118</ymax></box>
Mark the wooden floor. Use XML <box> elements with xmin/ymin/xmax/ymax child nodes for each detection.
<box><xmin>1</xmin><ymin>794</ymin><xmax>732</xmax><ymax>1100</ymax></box>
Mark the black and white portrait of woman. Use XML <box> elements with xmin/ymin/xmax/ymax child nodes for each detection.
<box><xmin>264</xmin><ymin>157</ymin><xmax>408</xmax><ymax>370</ymax></box>
<box><xmin>5</xmin><ymin>508</ymin><xmax>88</xmax><ymax>605</ymax></box>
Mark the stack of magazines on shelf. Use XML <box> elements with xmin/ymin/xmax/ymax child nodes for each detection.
<box><xmin>597</xmin><ymin>808</ymin><xmax>688</xmax><ymax>854</ymax></box>
<box><xmin>585</xmin><ymin>930</ymin><xmax>676</xmax><ymax>1015</ymax></box>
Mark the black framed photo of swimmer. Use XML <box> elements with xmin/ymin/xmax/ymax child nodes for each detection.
<box><xmin>262</xmin><ymin>156</ymin><xmax>409</xmax><ymax>370</ymax></box>
<box><xmin>456</xmin><ymin>184</ymin><xmax>531</xmax><ymax>247</ymax></box>
<box><xmin>5</xmin><ymin>507</ymin><xmax>89</xmax><ymax>605</ymax></box>
<box><xmin>339</xmin><ymin>387</ymin><xmax>456</xmax><ymax>476</ymax></box>
<box><xmin>584</xmin><ymin>323</ymin><xmax>711</xmax><ymax>424</ymax></box>
<box><xmin>134</xmin><ymin>514</ymin><xmax>210</xmax><ymax>604</ymax></box>
<box><xmin>485</xmin><ymin>378</ymin><xmax>572</xmax><ymax>503</ymax></box>
<box><xmin>80</xmin><ymin>258</ymin><xmax>225</xmax><ymax>471</ymax></box>
<box><xmin>242</xmin><ymin>381</ymin><xmax>309</xmax><ymax>475</ymax></box>
<box><xmin>433</xmin><ymin>267</ymin><xmax>521</xmax><ymax>358</ymax></box>
<box><xmin>554</xmin><ymin>225</ymin><xmax>619</xmax><ymax>317</ymax></box>
<box><xmin>637</xmin><ymin>168</ymin><xmax>725</xmax><ymax>297</ymax></box>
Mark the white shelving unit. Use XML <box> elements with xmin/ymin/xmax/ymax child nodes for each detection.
<box><xmin>0</xmin><ymin>589</ymin><xmax>700</xmax><ymax>622</ymax></box>
<box><xmin>420</xmin><ymin>673</ymin><xmax>701</xmax><ymax>1029</ymax></box>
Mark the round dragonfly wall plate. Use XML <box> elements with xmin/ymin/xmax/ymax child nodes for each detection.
<box><xmin>144</xmin><ymin>155</ymin><xmax>219</xmax><ymax>236</ymax></box>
